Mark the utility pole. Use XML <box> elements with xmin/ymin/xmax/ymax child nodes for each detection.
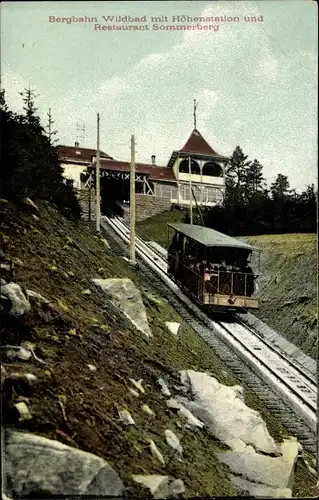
<box><xmin>96</xmin><ymin>112</ymin><xmax>101</xmax><ymax>232</ymax></box>
<box><xmin>130</xmin><ymin>135</ymin><xmax>136</xmax><ymax>265</ymax></box>
<box><xmin>188</xmin><ymin>156</ymin><xmax>193</xmax><ymax>225</ymax></box>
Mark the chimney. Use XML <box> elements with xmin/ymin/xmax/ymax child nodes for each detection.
<box><xmin>151</xmin><ymin>155</ymin><xmax>156</xmax><ymax>165</ymax></box>
<box><xmin>75</xmin><ymin>141</ymin><xmax>79</xmax><ymax>147</ymax></box>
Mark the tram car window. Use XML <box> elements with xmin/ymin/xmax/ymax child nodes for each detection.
<box><xmin>167</xmin><ymin>223</ymin><xmax>261</xmax><ymax>313</ymax></box>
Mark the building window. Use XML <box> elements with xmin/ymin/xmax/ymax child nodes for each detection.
<box><xmin>202</xmin><ymin>161</ymin><xmax>223</xmax><ymax>177</ymax></box>
<box><xmin>179</xmin><ymin>159</ymin><xmax>200</xmax><ymax>175</ymax></box>
<box><xmin>155</xmin><ymin>184</ymin><xmax>178</xmax><ymax>199</ymax></box>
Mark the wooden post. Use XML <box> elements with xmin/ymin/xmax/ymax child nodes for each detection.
<box><xmin>130</xmin><ymin>135</ymin><xmax>136</xmax><ymax>265</ymax></box>
<box><xmin>96</xmin><ymin>112</ymin><xmax>101</xmax><ymax>232</ymax></box>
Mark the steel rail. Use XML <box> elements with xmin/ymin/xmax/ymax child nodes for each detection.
<box><xmin>101</xmin><ymin>216</ymin><xmax>317</xmax><ymax>436</ymax></box>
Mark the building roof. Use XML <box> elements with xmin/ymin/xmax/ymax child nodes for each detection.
<box><xmin>58</xmin><ymin>145</ymin><xmax>113</xmax><ymax>163</ymax></box>
<box><xmin>167</xmin><ymin>223</ymin><xmax>260</xmax><ymax>250</ymax></box>
<box><xmin>93</xmin><ymin>159</ymin><xmax>177</xmax><ymax>183</ymax></box>
<box><xmin>166</xmin><ymin>129</ymin><xmax>229</xmax><ymax>169</ymax></box>
<box><xmin>180</xmin><ymin>129</ymin><xmax>221</xmax><ymax>156</ymax></box>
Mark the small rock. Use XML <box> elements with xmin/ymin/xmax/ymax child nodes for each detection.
<box><xmin>87</xmin><ymin>364</ymin><xmax>97</xmax><ymax>372</ymax></box>
<box><xmin>32</xmin><ymin>214</ymin><xmax>39</xmax><ymax>221</ymax></box>
<box><xmin>157</xmin><ymin>378</ymin><xmax>171</xmax><ymax>397</ymax></box>
<box><xmin>167</xmin><ymin>398</ymin><xmax>204</xmax><ymax>428</ymax></box>
<box><xmin>128</xmin><ymin>388</ymin><xmax>140</xmax><ymax>397</ymax></box>
<box><xmin>129</xmin><ymin>378</ymin><xmax>145</xmax><ymax>394</ymax></box>
<box><xmin>20</xmin><ymin>197</ymin><xmax>39</xmax><ymax>212</ymax></box>
<box><xmin>169</xmin><ymin>478</ymin><xmax>185</xmax><ymax>497</ymax></box>
<box><xmin>118</xmin><ymin>409</ymin><xmax>135</xmax><ymax>425</ymax></box>
<box><xmin>16</xmin><ymin>348</ymin><xmax>32</xmax><ymax>361</ymax></box>
<box><xmin>165</xmin><ymin>322</ymin><xmax>180</xmax><ymax>336</ymax></box>
<box><xmin>164</xmin><ymin>430</ymin><xmax>183</xmax><ymax>457</ymax></box>
<box><xmin>148</xmin><ymin>440</ymin><xmax>165</xmax><ymax>465</ymax></box>
<box><xmin>14</xmin><ymin>402</ymin><xmax>32</xmax><ymax>421</ymax></box>
<box><xmin>100</xmin><ymin>238</ymin><xmax>110</xmax><ymax>248</ymax></box>
<box><xmin>1</xmin><ymin>282</ymin><xmax>31</xmax><ymax>316</ymax></box>
<box><xmin>141</xmin><ymin>404</ymin><xmax>155</xmax><ymax>416</ymax></box>
<box><xmin>1</xmin><ymin>263</ymin><xmax>11</xmax><ymax>272</ymax></box>
<box><xmin>26</xmin><ymin>290</ymin><xmax>49</xmax><ymax>304</ymax></box>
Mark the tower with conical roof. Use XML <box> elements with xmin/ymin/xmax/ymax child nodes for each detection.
<box><xmin>167</xmin><ymin>127</ymin><xmax>229</xmax><ymax>206</ymax></box>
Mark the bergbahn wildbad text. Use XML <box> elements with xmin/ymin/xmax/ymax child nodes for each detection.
<box><xmin>48</xmin><ymin>14</ymin><xmax>262</xmax><ymax>25</ymax></box>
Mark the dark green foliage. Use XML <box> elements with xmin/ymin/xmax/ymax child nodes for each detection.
<box><xmin>185</xmin><ymin>147</ymin><xmax>316</xmax><ymax>236</ymax></box>
<box><xmin>0</xmin><ymin>88</ymin><xmax>81</xmax><ymax>220</ymax></box>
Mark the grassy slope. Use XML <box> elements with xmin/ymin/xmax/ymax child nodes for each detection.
<box><xmin>1</xmin><ymin>202</ymin><xmax>316</xmax><ymax>497</ymax></box>
<box><xmin>137</xmin><ymin>208</ymin><xmax>185</xmax><ymax>247</ymax></box>
<box><xmin>242</xmin><ymin>234</ymin><xmax>317</xmax><ymax>358</ymax></box>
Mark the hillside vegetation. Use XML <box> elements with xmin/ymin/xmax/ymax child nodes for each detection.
<box><xmin>243</xmin><ymin>234</ymin><xmax>317</xmax><ymax>358</ymax></box>
<box><xmin>137</xmin><ymin>211</ymin><xmax>317</xmax><ymax>358</ymax></box>
<box><xmin>2</xmin><ymin>200</ymin><xmax>317</xmax><ymax>497</ymax></box>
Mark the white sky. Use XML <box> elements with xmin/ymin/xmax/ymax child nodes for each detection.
<box><xmin>1</xmin><ymin>0</ymin><xmax>318</xmax><ymax>191</ymax></box>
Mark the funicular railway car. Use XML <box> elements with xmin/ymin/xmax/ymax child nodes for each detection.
<box><xmin>167</xmin><ymin>223</ymin><xmax>261</xmax><ymax>313</ymax></box>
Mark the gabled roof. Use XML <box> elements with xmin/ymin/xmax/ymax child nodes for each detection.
<box><xmin>90</xmin><ymin>159</ymin><xmax>177</xmax><ymax>183</ymax></box>
<box><xmin>180</xmin><ymin>129</ymin><xmax>221</xmax><ymax>156</ymax></box>
<box><xmin>58</xmin><ymin>145</ymin><xmax>113</xmax><ymax>163</ymax></box>
<box><xmin>167</xmin><ymin>223</ymin><xmax>260</xmax><ymax>250</ymax></box>
<box><xmin>167</xmin><ymin>129</ymin><xmax>229</xmax><ymax>168</ymax></box>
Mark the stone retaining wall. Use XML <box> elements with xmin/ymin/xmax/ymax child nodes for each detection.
<box><xmin>77</xmin><ymin>188</ymin><xmax>96</xmax><ymax>222</ymax></box>
<box><xmin>135</xmin><ymin>194</ymin><xmax>172</xmax><ymax>222</ymax></box>
<box><xmin>78</xmin><ymin>190</ymin><xmax>172</xmax><ymax>222</ymax></box>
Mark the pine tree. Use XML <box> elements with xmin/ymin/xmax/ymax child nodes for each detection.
<box><xmin>1</xmin><ymin>87</ymin><xmax>82</xmax><ymax>220</ymax></box>
<box><xmin>243</xmin><ymin>159</ymin><xmax>265</xmax><ymax>200</ymax></box>
<box><xmin>19</xmin><ymin>88</ymin><xmax>41</xmax><ymax>128</ymax></box>
<box><xmin>45</xmin><ymin>108</ymin><xmax>59</xmax><ymax>145</ymax></box>
<box><xmin>270</xmin><ymin>173</ymin><xmax>291</xmax><ymax>200</ymax></box>
<box><xmin>226</xmin><ymin>146</ymin><xmax>251</xmax><ymax>187</ymax></box>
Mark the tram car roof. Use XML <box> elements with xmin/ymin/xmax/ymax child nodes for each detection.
<box><xmin>167</xmin><ymin>223</ymin><xmax>260</xmax><ymax>251</ymax></box>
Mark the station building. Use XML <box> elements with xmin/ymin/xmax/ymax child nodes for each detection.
<box><xmin>58</xmin><ymin>128</ymin><xmax>229</xmax><ymax>221</ymax></box>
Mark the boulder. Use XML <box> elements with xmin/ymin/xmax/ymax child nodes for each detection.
<box><xmin>132</xmin><ymin>475</ymin><xmax>170</xmax><ymax>498</ymax></box>
<box><xmin>217</xmin><ymin>437</ymin><xmax>300</xmax><ymax>489</ymax></box>
<box><xmin>179</xmin><ymin>370</ymin><xmax>278</xmax><ymax>455</ymax></box>
<box><xmin>230</xmin><ymin>475</ymin><xmax>292</xmax><ymax>498</ymax></box>
<box><xmin>132</xmin><ymin>475</ymin><xmax>185</xmax><ymax>498</ymax></box>
<box><xmin>92</xmin><ymin>278</ymin><xmax>152</xmax><ymax>338</ymax></box>
<box><xmin>4</xmin><ymin>430</ymin><xmax>124</xmax><ymax>497</ymax></box>
<box><xmin>1</xmin><ymin>282</ymin><xmax>31</xmax><ymax>316</ymax></box>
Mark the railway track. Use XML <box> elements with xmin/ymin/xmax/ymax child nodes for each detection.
<box><xmin>101</xmin><ymin>216</ymin><xmax>317</xmax><ymax>453</ymax></box>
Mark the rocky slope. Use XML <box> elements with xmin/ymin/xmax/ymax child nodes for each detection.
<box><xmin>1</xmin><ymin>200</ymin><xmax>317</xmax><ymax>497</ymax></box>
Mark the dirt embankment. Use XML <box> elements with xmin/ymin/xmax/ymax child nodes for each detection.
<box><xmin>0</xmin><ymin>201</ymin><xmax>317</xmax><ymax>497</ymax></box>
<box><xmin>243</xmin><ymin>234</ymin><xmax>317</xmax><ymax>359</ymax></box>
